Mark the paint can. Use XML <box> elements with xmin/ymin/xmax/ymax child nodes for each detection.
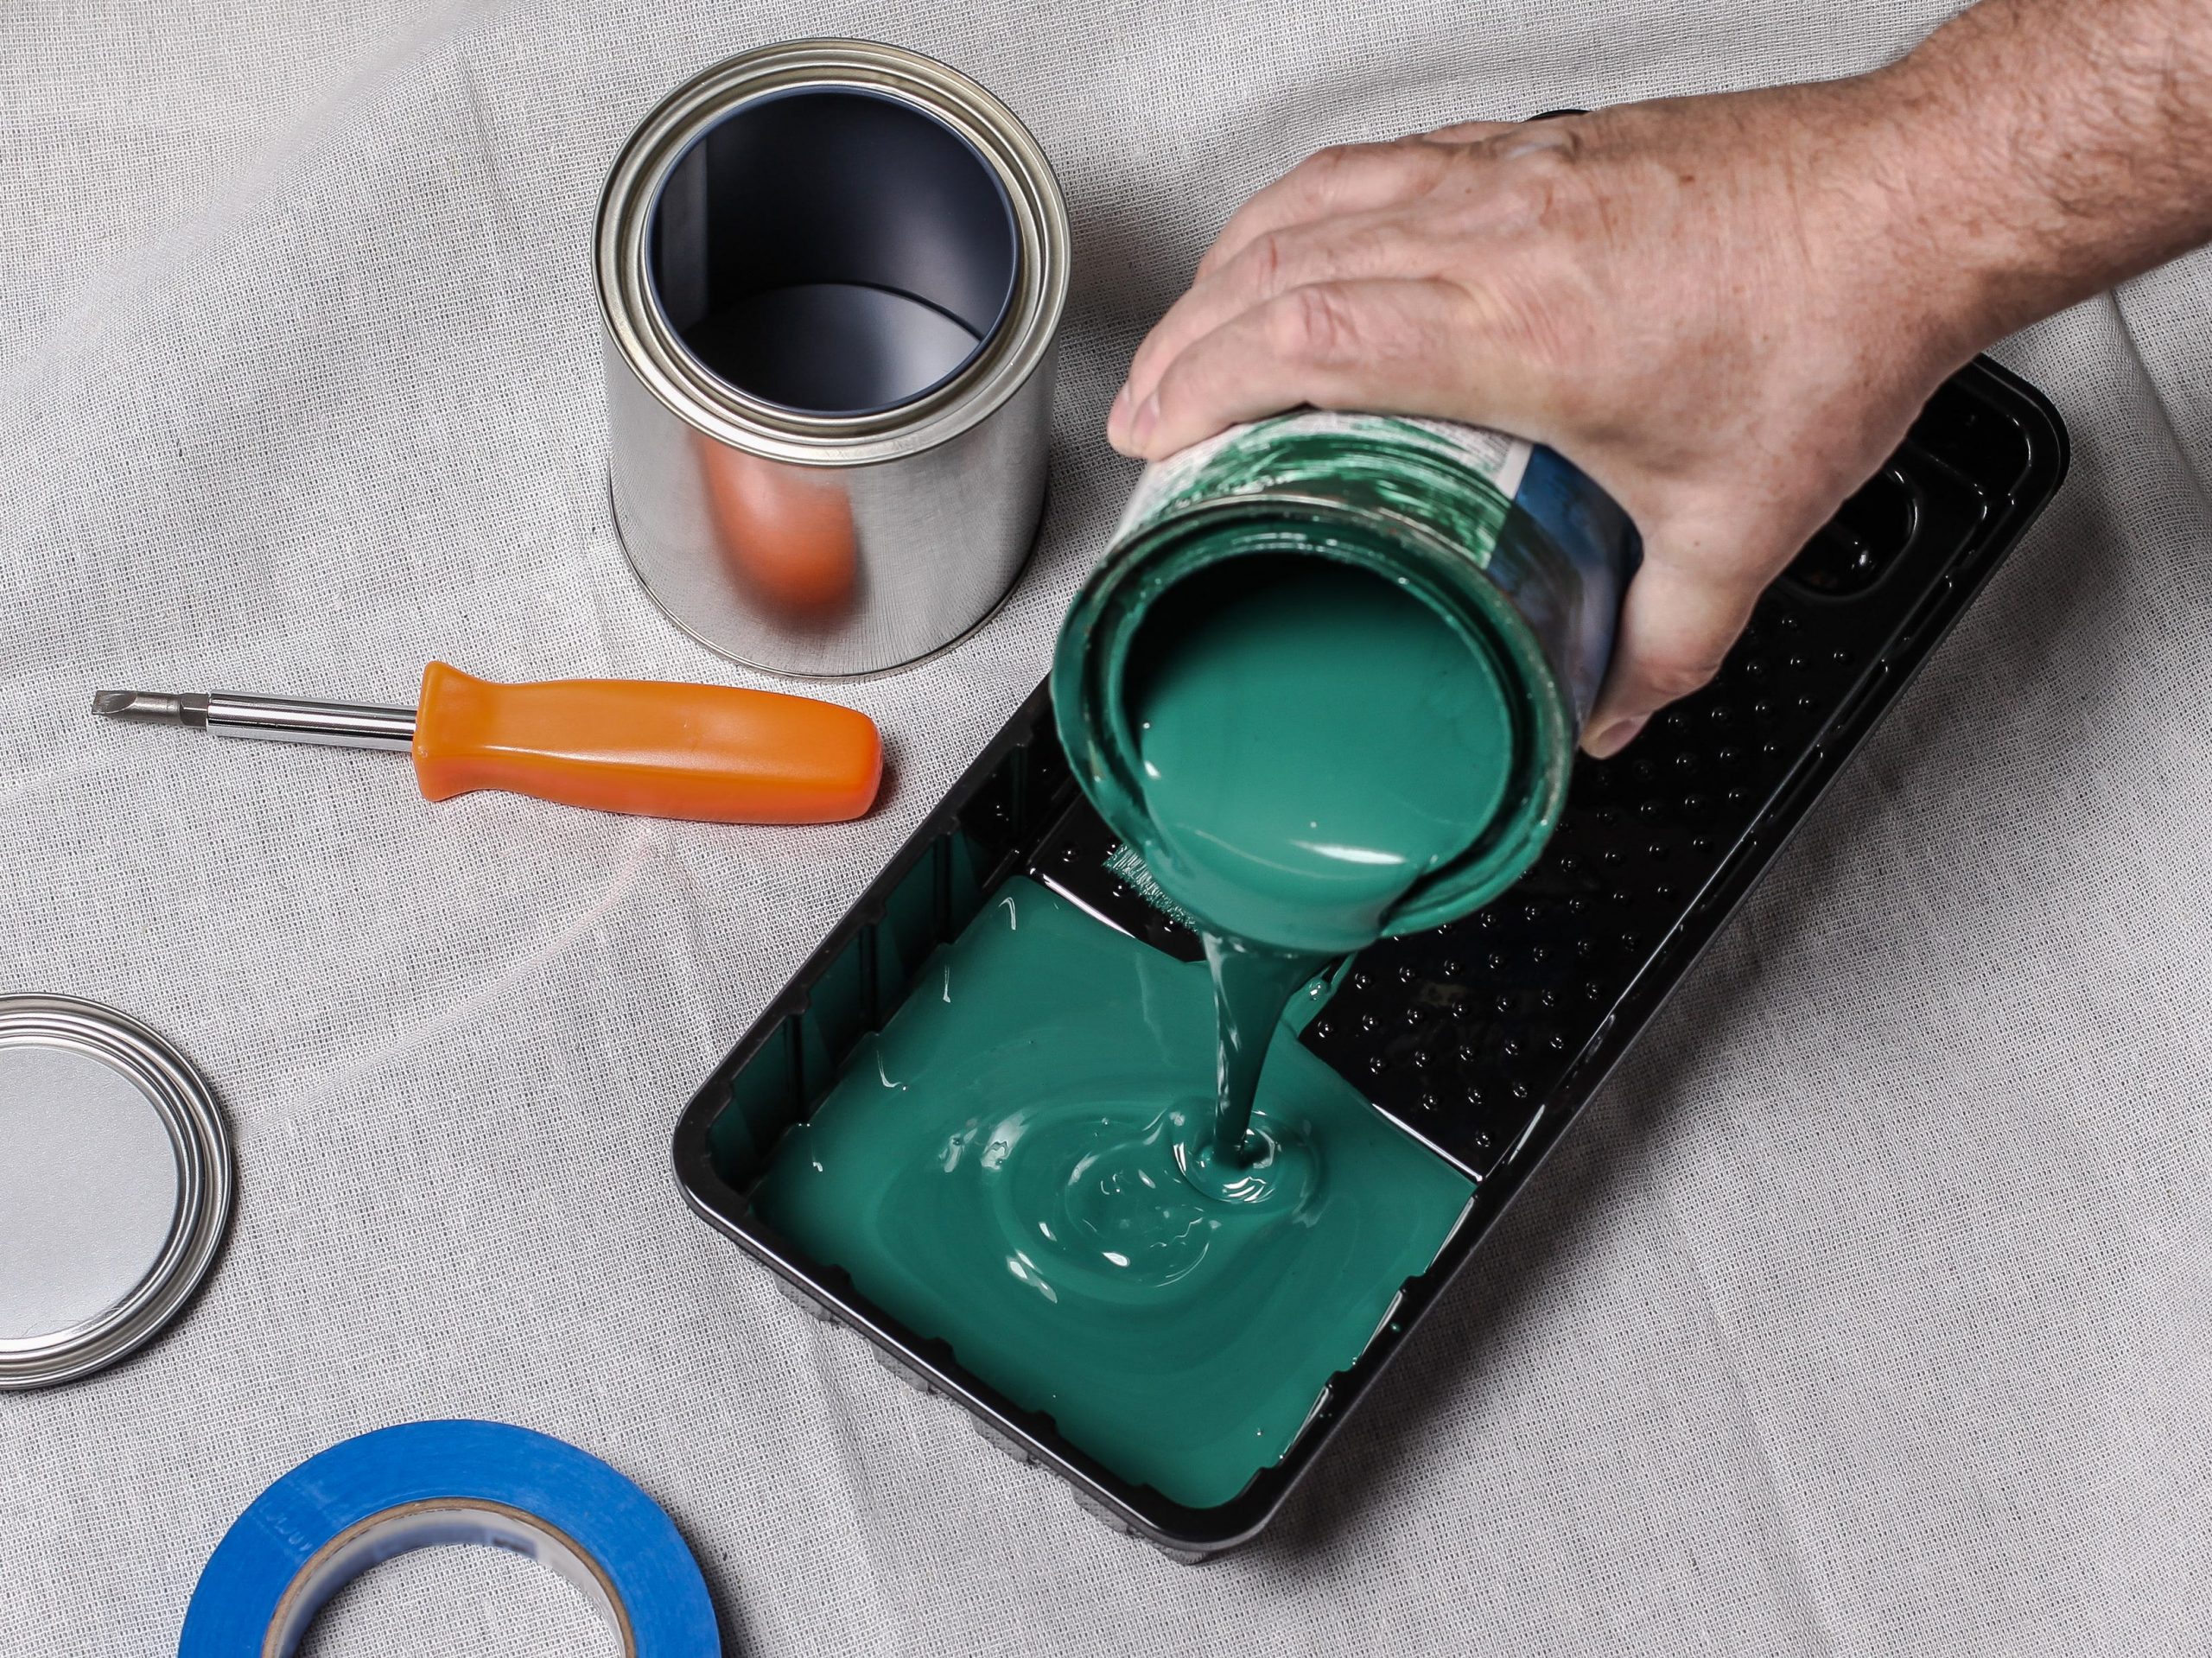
<box><xmin>596</xmin><ymin>41</ymin><xmax>1070</xmax><ymax>677</ymax></box>
<box><xmin>1053</xmin><ymin>412</ymin><xmax>1640</xmax><ymax>937</ymax></box>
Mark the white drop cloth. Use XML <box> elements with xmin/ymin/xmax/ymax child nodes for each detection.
<box><xmin>2</xmin><ymin>1</ymin><xmax>2206</xmax><ymax>1652</ymax></box>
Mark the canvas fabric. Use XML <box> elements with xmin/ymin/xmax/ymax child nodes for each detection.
<box><xmin>2</xmin><ymin>1</ymin><xmax>2207</xmax><ymax>1651</ymax></box>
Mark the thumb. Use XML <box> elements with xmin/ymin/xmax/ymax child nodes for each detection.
<box><xmin>1581</xmin><ymin>552</ymin><xmax>1763</xmax><ymax>758</ymax></box>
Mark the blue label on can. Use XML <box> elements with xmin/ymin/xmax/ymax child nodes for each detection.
<box><xmin>1498</xmin><ymin>442</ymin><xmax>1642</xmax><ymax>724</ymax></box>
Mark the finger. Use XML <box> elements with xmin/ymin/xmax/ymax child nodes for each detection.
<box><xmin>1123</xmin><ymin>278</ymin><xmax>1559</xmax><ymax>461</ymax></box>
<box><xmin>1115</xmin><ymin>212</ymin><xmax>1427</xmax><ymax>441</ymax></box>
<box><xmin>1419</xmin><ymin>118</ymin><xmax>1518</xmax><ymax>144</ymax></box>
<box><xmin>1195</xmin><ymin>141</ymin><xmax>1466</xmax><ymax>284</ymax></box>
<box><xmin>1580</xmin><ymin>555</ymin><xmax>1764</xmax><ymax>758</ymax></box>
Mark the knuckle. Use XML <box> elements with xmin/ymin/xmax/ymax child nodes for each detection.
<box><xmin>1196</xmin><ymin>212</ymin><xmax>1262</xmax><ymax>281</ymax></box>
<box><xmin>1488</xmin><ymin>170</ymin><xmax>1562</xmax><ymax>232</ymax></box>
<box><xmin>1640</xmin><ymin>648</ymin><xmax>1725</xmax><ymax>703</ymax></box>
<box><xmin>1239</xmin><ymin>228</ymin><xmax>1289</xmax><ymax>295</ymax></box>
<box><xmin>1297</xmin><ymin>143</ymin><xmax>1363</xmax><ymax>183</ymax></box>
<box><xmin>1524</xmin><ymin>119</ymin><xmax>1587</xmax><ymax>164</ymax></box>
<box><xmin>1480</xmin><ymin>136</ymin><xmax>1592</xmax><ymax>232</ymax></box>
<box><xmin>1282</xmin><ymin>139</ymin><xmax>1445</xmax><ymax>219</ymax></box>
<box><xmin>1268</xmin><ymin>284</ymin><xmax>1360</xmax><ymax>365</ymax></box>
<box><xmin>1294</xmin><ymin>141</ymin><xmax>1389</xmax><ymax>197</ymax></box>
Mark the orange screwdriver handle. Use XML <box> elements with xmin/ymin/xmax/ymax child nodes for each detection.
<box><xmin>410</xmin><ymin>662</ymin><xmax>881</xmax><ymax>824</ymax></box>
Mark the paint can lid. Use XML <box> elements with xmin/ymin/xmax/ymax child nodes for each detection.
<box><xmin>0</xmin><ymin>994</ymin><xmax>233</xmax><ymax>1389</ymax></box>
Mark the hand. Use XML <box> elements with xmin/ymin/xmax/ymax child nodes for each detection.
<box><xmin>1106</xmin><ymin>86</ymin><xmax>1988</xmax><ymax>756</ymax></box>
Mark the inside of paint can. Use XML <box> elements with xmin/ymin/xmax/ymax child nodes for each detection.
<box><xmin>648</xmin><ymin>86</ymin><xmax>1019</xmax><ymax>417</ymax></box>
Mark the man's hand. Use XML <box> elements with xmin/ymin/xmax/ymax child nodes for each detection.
<box><xmin>1107</xmin><ymin>0</ymin><xmax>2212</xmax><ymax>755</ymax></box>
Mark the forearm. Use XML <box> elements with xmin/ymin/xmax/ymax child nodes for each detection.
<box><xmin>1861</xmin><ymin>0</ymin><xmax>2212</xmax><ymax>354</ymax></box>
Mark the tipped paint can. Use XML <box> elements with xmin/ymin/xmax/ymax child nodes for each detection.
<box><xmin>597</xmin><ymin>41</ymin><xmax>1070</xmax><ymax>676</ymax></box>
<box><xmin>1053</xmin><ymin>412</ymin><xmax>1641</xmax><ymax>939</ymax></box>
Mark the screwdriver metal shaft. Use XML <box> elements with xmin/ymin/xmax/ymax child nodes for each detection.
<box><xmin>94</xmin><ymin>689</ymin><xmax>416</xmax><ymax>752</ymax></box>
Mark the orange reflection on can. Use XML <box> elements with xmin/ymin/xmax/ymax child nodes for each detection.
<box><xmin>694</xmin><ymin>429</ymin><xmax>860</xmax><ymax>624</ymax></box>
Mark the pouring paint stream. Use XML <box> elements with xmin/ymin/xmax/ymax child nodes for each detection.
<box><xmin>752</xmin><ymin>553</ymin><xmax>1514</xmax><ymax>1503</ymax></box>
<box><xmin>1126</xmin><ymin>553</ymin><xmax>1516</xmax><ymax>1163</ymax></box>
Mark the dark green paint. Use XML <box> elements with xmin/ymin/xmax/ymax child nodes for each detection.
<box><xmin>1057</xmin><ymin>417</ymin><xmax>1582</xmax><ymax>957</ymax></box>
<box><xmin>751</xmin><ymin>878</ymin><xmax>1471</xmax><ymax>1509</ymax></box>
<box><xmin>1127</xmin><ymin>557</ymin><xmax>1513</xmax><ymax>955</ymax></box>
<box><xmin>1122</xmin><ymin>556</ymin><xmax>1514</xmax><ymax>1159</ymax></box>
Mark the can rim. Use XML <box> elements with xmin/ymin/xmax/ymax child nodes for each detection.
<box><xmin>1053</xmin><ymin>494</ymin><xmax>1576</xmax><ymax>943</ymax></box>
<box><xmin>596</xmin><ymin>40</ymin><xmax>1071</xmax><ymax>468</ymax></box>
<box><xmin>0</xmin><ymin>994</ymin><xmax>233</xmax><ymax>1390</ymax></box>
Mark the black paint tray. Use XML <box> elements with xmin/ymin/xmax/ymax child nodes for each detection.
<box><xmin>672</xmin><ymin>358</ymin><xmax>2066</xmax><ymax>1559</ymax></box>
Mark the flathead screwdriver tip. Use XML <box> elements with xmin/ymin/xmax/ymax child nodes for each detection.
<box><xmin>93</xmin><ymin>689</ymin><xmax>207</xmax><ymax>727</ymax></box>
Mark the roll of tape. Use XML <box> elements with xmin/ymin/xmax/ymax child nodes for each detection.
<box><xmin>180</xmin><ymin>1420</ymin><xmax>719</xmax><ymax>1657</ymax></box>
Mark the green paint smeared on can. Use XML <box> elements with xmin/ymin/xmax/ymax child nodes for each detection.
<box><xmin>749</xmin><ymin>876</ymin><xmax>1472</xmax><ymax>1509</ymax></box>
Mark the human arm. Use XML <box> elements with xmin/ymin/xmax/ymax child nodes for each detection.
<box><xmin>1106</xmin><ymin>0</ymin><xmax>2212</xmax><ymax>753</ymax></box>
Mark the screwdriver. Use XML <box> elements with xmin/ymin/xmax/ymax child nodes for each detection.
<box><xmin>94</xmin><ymin>661</ymin><xmax>881</xmax><ymax>824</ymax></box>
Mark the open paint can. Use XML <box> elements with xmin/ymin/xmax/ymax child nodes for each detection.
<box><xmin>1055</xmin><ymin>412</ymin><xmax>1639</xmax><ymax>940</ymax></box>
<box><xmin>597</xmin><ymin>41</ymin><xmax>1070</xmax><ymax>676</ymax></box>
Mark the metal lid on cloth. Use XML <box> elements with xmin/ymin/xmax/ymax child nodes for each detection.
<box><xmin>0</xmin><ymin>994</ymin><xmax>232</xmax><ymax>1389</ymax></box>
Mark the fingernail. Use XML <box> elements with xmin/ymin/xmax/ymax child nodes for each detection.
<box><xmin>1584</xmin><ymin>714</ymin><xmax>1647</xmax><ymax>759</ymax></box>
<box><xmin>1129</xmin><ymin>393</ymin><xmax>1160</xmax><ymax>451</ymax></box>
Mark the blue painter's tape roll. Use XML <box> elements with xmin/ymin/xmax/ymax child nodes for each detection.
<box><xmin>179</xmin><ymin>1420</ymin><xmax>719</xmax><ymax>1657</ymax></box>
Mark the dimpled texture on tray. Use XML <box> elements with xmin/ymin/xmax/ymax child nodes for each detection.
<box><xmin>2</xmin><ymin>1</ymin><xmax>2208</xmax><ymax>1655</ymax></box>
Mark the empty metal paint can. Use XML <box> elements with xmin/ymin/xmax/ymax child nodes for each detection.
<box><xmin>597</xmin><ymin>41</ymin><xmax>1070</xmax><ymax>676</ymax></box>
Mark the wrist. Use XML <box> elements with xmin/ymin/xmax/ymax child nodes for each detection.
<box><xmin>1844</xmin><ymin>0</ymin><xmax>2212</xmax><ymax>352</ymax></box>
<box><xmin>1786</xmin><ymin>67</ymin><xmax>2029</xmax><ymax>375</ymax></box>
